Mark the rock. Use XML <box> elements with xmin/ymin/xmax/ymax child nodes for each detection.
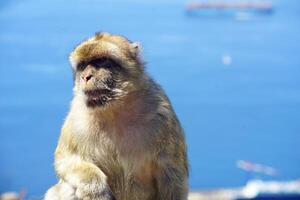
<box><xmin>0</xmin><ymin>192</ymin><xmax>20</xmax><ymax>200</ymax></box>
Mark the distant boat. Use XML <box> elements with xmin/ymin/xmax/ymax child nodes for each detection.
<box><xmin>186</xmin><ymin>1</ymin><xmax>273</xmax><ymax>12</ymax></box>
<box><xmin>237</xmin><ymin>179</ymin><xmax>300</xmax><ymax>200</ymax></box>
<box><xmin>189</xmin><ymin>179</ymin><xmax>300</xmax><ymax>200</ymax></box>
<box><xmin>189</xmin><ymin>161</ymin><xmax>300</xmax><ymax>200</ymax></box>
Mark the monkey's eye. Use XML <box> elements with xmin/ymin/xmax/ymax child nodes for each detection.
<box><xmin>91</xmin><ymin>58</ymin><xmax>123</xmax><ymax>71</ymax></box>
<box><xmin>76</xmin><ymin>58</ymin><xmax>108</xmax><ymax>71</ymax></box>
<box><xmin>77</xmin><ymin>61</ymin><xmax>88</xmax><ymax>71</ymax></box>
<box><xmin>91</xmin><ymin>58</ymin><xmax>113</xmax><ymax>69</ymax></box>
<box><xmin>76</xmin><ymin>57</ymin><xmax>122</xmax><ymax>71</ymax></box>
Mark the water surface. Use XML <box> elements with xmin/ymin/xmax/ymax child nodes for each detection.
<box><xmin>0</xmin><ymin>0</ymin><xmax>300</xmax><ymax>197</ymax></box>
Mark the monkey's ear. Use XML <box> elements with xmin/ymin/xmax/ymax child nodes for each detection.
<box><xmin>130</xmin><ymin>42</ymin><xmax>141</xmax><ymax>58</ymax></box>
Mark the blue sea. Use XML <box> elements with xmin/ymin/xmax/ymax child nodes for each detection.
<box><xmin>0</xmin><ymin>0</ymin><xmax>300</xmax><ymax>198</ymax></box>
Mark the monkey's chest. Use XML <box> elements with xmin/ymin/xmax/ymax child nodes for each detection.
<box><xmin>113</xmin><ymin>160</ymin><xmax>156</xmax><ymax>200</ymax></box>
<box><xmin>93</xmin><ymin>145</ymin><xmax>157</xmax><ymax>200</ymax></box>
<box><xmin>83</xmin><ymin>124</ymin><xmax>157</xmax><ymax>200</ymax></box>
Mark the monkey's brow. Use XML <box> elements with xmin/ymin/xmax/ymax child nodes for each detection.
<box><xmin>76</xmin><ymin>57</ymin><xmax>122</xmax><ymax>70</ymax></box>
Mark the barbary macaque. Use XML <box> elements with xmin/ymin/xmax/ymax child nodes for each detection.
<box><xmin>45</xmin><ymin>32</ymin><xmax>188</xmax><ymax>200</ymax></box>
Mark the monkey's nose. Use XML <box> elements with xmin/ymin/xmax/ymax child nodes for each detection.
<box><xmin>83</xmin><ymin>74</ymin><xmax>93</xmax><ymax>82</ymax></box>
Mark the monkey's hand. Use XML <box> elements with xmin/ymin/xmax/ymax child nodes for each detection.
<box><xmin>45</xmin><ymin>181</ymin><xmax>78</xmax><ymax>200</ymax></box>
<box><xmin>74</xmin><ymin>175</ymin><xmax>114</xmax><ymax>200</ymax></box>
<box><xmin>55</xmin><ymin>155</ymin><xmax>114</xmax><ymax>200</ymax></box>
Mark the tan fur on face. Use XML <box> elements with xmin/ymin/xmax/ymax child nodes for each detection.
<box><xmin>45</xmin><ymin>32</ymin><xmax>189</xmax><ymax>200</ymax></box>
<box><xmin>70</xmin><ymin>32</ymin><xmax>142</xmax><ymax>75</ymax></box>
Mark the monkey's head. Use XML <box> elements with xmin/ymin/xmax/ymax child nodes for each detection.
<box><xmin>70</xmin><ymin>32</ymin><xmax>144</xmax><ymax>108</ymax></box>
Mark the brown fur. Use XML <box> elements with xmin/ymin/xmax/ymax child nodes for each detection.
<box><xmin>45</xmin><ymin>32</ymin><xmax>188</xmax><ymax>200</ymax></box>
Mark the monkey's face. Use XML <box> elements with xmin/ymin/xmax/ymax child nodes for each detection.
<box><xmin>70</xmin><ymin>33</ymin><xmax>143</xmax><ymax>108</ymax></box>
<box><xmin>75</xmin><ymin>57</ymin><xmax>126</xmax><ymax>107</ymax></box>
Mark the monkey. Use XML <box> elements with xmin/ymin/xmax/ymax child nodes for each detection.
<box><xmin>44</xmin><ymin>32</ymin><xmax>188</xmax><ymax>200</ymax></box>
<box><xmin>45</xmin><ymin>181</ymin><xmax>77</xmax><ymax>200</ymax></box>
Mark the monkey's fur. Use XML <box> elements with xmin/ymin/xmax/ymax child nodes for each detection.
<box><xmin>45</xmin><ymin>32</ymin><xmax>188</xmax><ymax>200</ymax></box>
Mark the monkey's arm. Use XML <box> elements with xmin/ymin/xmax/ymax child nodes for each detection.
<box><xmin>155</xmin><ymin>151</ymin><xmax>188</xmax><ymax>200</ymax></box>
<box><xmin>154</xmin><ymin>109</ymin><xmax>189</xmax><ymax>200</ymax></box>
<box><xmin>54</xmin><ymin>125</ymin><xmax>114</xmax><ymax>200</ymax></box>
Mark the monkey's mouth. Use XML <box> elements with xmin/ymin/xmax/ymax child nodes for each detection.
<box><xmin>84</xmin><ymin>89</ymin><xmax>114</xmax><ymax>107</ymax></box>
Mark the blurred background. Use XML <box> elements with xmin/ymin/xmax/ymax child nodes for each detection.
<box><xmin>0</xmin><ymin>0</ymin><xmax>300</xmax><ymax>199</ymax></box>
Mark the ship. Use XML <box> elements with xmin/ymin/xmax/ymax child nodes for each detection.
<box><xmin>189</xmin><ymin>179</ymin><xmax>300</xmax><ymax>200</ymax></box>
